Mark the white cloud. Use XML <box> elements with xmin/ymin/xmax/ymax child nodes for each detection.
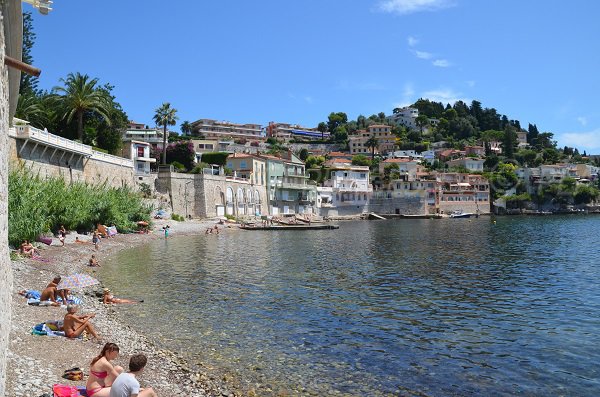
<box><xmin>392</xmin><ymin>82</ymin><xmax>415</xmax><ymax>109</ymax></box>
<box><xmin>557</xmin><ymin>130</ymin><xmax>600</xmax><ymax>152</ymax></box>
<box><xmin>379</xmin><ymin>0</ymin><xmax>456</xmax><ymax>15</ymax></box>
<box><xmin>432</xmin><ymin>59</ymin><xmax>450</xmax><ymax>67</ymax></box>
<box><xmin>407</xmin><ymin>36</ymin><xmax>419</xmax><ymax>47</ymax></box>
<box><xmin>577</xmin><ymin>116</ymin><xmax>587</xmax><ymax>126</ymax></box>
<box><xmin>414</xmin><ymin>50</ymin><xmax>433</xmax><ymax>60</ymax></box>
<box><xmin>421</xmin><ymin>88</ymin><xmax>468</xmax><ymax>105</ymax></box>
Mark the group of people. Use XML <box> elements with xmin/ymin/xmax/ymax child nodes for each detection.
<box><xmin>19</xmin><ymin>240</ymin><xmax>40</xmax><ymax>257</ymax></box>
<box><xmin>86</xmin><ymin>343</ymin><xmax>157</xmax><ymax>397</ymax></box>
<box><xmin>205</xmin><ymin>225</ymin><xmax>219</xmax><ymax>235</ymax></box>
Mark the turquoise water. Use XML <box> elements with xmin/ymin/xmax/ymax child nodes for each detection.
<box><xmin>101</xmin><ymin>217</ymin><xmax>600</xmax><ymax>396</ymax></box>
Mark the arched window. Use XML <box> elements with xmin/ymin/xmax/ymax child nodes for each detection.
<box><xmin>247</xmin><ymin>188</ymin><xmax>252</xmax><ymax>203</ymax></box>
<box><xmin>237</xmin><ymin>188</ymin><xmax>244</xmax><ymax>204</ymax></box>
<box><xmin>226</xmin><ymin>187</ymin><xmax>233</xmax><ymax>204</ymax></box>
<box><xmin>254</xmin><ymin>190</ymin><xmax>261</xmax><ymax>204</ymax></box>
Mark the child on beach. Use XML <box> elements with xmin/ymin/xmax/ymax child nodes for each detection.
<box><xmin>162</xmin><ymin>225</ymin><xmax>170</xmax><ymax>238</ymax></box>
<box><xmin>92</xmin><ymin>230</ymin><xmax>100</xmax><ymax>250</ymax></box>
<box><xmin>89</xmin><ymin>255</ymin><xmax>100</xmax><ymax>267</ymax></box>
<box><xmin>87</xmin><ymin>343</ymin><xmax>124</xmax><ymax>397</ymax></box>
<box><xmin>58</xmin><ymin>225</ymin><xmax>67</xmax><ymax>246</ymax></box>
<box><xmin>109</xmin><ymin>354</ymin><xmax>157</xmax><ymax>397</ymax></box>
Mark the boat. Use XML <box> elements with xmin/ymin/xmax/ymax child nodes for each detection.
<box><xmin>449</xmin><ymin>210</ymin><xmax>474</xmax><ymax>218</ymax></box>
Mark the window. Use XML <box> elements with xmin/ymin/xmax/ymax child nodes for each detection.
<box><xmin>136</xmin><ymin>146</ymin><xmax>145</xmax><ymax>157</ymax></box>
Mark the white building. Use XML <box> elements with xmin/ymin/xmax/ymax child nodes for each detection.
<box><xmin>120</xmin><ymin>140</ymin><xmax>155</xmax><ymax>175</ymax></box>
<box><xmin>317</xmin><ymin>160</ymin><xmax>372</xmax><ymax>216</ymax></box>
<box><xmin>446</xmin><ymin>157</ymin><xmax>485</xmax><ymax>172</ymax></box>
<box><xmin>387</xmin><ymin>107</ymin><xmax>418</xmax><ymax>130</ymax></box>
<box><xmin>190</xmin><ymin>119</ymin><xmax>264</xmax><ymax>141</ymax></box>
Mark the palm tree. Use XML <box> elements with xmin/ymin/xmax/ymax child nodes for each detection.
<box><xmin>15</xmin><ymin>92</ymin><xmax>48</xmax><ymax>128</ymax></box>
<box><xmin>153</xmin><ymin>103</ymin><xmax>178</xmax><ymax>165</ymax></box>
<box><xmin>365</xmin><ymin>136</ymin><xmax>378</xmax><ymax>160</ymax></box>
<box><xmin>53</xmin><ymin>72</ymin><xmax>111</xmax><ymax>141</ymax></box>
<box><xmin>180</xmin><ymin>120</ymin><xmax>192</xmax><ymax>136</ymax></box>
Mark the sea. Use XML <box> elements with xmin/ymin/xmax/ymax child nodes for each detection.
<box><xmin>99</xmin><ymin>216</ymin><xmax>600</xmax><ymax>396</ymax></box>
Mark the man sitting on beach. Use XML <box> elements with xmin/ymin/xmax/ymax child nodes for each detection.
<box><xmin>39</xmin><ymin>276</ymin><xmax>68</xmax><ymax>304</ymax></box>
<box><xmin>63</xmin><ymin>304</ymin><xmax>100</xmax><ymax>340</ymax></box>
<box><xmin>109</xmin><ymin>354</ymin><xmax>157</xmax><ymax>397</ymax></box>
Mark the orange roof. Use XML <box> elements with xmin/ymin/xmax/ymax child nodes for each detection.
<box><xmin>228</xmin><ymin>153</ymin><xmax>254</xmax><ymax>159</ymax></box>
<box><xmin>327</xmin><ymin>151</ymin><xmax>351</xmax><ymax>157</ymax></box>
<box><xmin>326</xmin><ymin>158</ymin><xmax>352</xmax><ymax>164</ymax></box>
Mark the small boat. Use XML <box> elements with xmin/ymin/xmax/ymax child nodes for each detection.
<box><xmin>449</xmin><ymin>210</ymin><xmax>474</xmax><ymax>218</ymax></box>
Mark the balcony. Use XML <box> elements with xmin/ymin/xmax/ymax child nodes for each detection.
<box><xmin>274</xmin><ymin>176</ymin><xmax>313</xmax><ymax>190</ymax></box>
<box><xmin>11</xmin><ymin>125</ymin><xmax>93</xmax><ymax>156</ymax></box>
<box><xmin>134</xmin><ymin>156</ymin><xmax>156</xmax><ymax>163</ymax></box>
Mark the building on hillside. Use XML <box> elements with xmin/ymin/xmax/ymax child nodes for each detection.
<box><xmin>446</xmin><ymin>157</ymin><xmax>485</xmax><ymax>172</ymax></box>
<box><xmin>436</xmin><ymin>173</ymin><xmax>490</xmax><ymax>215</ymax></box>
<box><xmin>437</xmin><ymin>149</ymin><xmax>465</xmax><ymax>162</ymax></box>
<box><xmin>465</xmin><ymin>145</ymin><xmax>485</xmax><ymax>157</ymax></box>
<box><xmin>349</xmin><ymin>125</ymin><xmax>396</xmax><ymax>156</ymax></box>
<box><xmin>122</xmin><ymin>121</ymin><xmax>164</xmax><ymax>149</ymax></box>
<box><xmin>327</xmin><ymin>151</ymin><xmax>353</xmax><ymax>160</ymax></box>
<box><xmin>378</xmin><ymin>158</ymin><xmax>420</xmax><ymax>181</ymax></box>
<box><xmin>516</xmin><ymin>131</ymin><xmax>528</xmax><ymax>148</ymax></box>
<box><xmin>387</xmin><ymin>107</ymin><xmax>418</xmax><ymax>130</ymax></box>
<box><xmin>222</xmin><ymin>153</ymin><xmax>268</xmax><ymax>216</ymax></box>
<box><xmin>317</xmin><ymin>160</ymin><xmax>371</xmax><ymax>217</ymax></box>
<box><xmin>190</xmin><ymin>119</ymin><xmax>264</xmax><ymax>141</ymax></box>
<box><xmin>120</xmin><ymin>140</ymin><xmax>155</xmax><ymax>175</ymax></box>
<box><xmin>266</xmin><ymin>122</ymin><xmax>328</xmax><ymax>142</ymax></box>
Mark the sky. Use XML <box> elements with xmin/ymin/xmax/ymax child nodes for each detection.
<box><xmin>25</xmin><ymin>0</ymin><xmax>600</xmax><ymax>153</ymax></box>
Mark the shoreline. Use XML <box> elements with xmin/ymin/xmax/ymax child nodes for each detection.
<box><xmin>6</xmin><ymin>218</ymin><xmax>231</xmax><ymax>397</ymax></box>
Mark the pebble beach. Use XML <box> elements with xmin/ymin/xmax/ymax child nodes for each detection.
<box><xmin>6</xmin><ymin>219</ymin><xmax>235</xmax><ymax>397</ymax></box>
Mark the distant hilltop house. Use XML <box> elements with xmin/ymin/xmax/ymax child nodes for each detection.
<box><xmin>349</xmin><ymin>124</ymin><xmax>395</xmax><ymax>156</ymax></box>
<box><xmin>190</xmin><ymin>118</ymin><xmax>265</xmax><ymax>142</ymax></box>
<box><xmin>266</xmin><ymin>122</ymin><xmax>328</xmax><ymax>142</ymax></box>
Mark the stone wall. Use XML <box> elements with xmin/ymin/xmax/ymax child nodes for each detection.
<box><xmin>365</xmin><ymin>196</ymin><xmax>426</xmax><ymax>215</ymax></box>
<box><xmin>155</xmin><ymin>170</ymin><xmax>269</xmax><ymax>219</ymax></box>
<box><xmin>0</xmin><ymin>5</ymin><xmax>13</xmax><ymax>395</ymax></box>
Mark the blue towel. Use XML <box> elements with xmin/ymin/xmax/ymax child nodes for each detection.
<box><xmin>24</xmin><ymin>290</ymin><xmax>41</xmax><ymax>300</ymax></box>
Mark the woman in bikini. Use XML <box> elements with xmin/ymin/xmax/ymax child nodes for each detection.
<box><xmin>86</xmin><ymin>342</ymin><xmax>123</xmax><ymax>397</ymax></box>
<box><xmin>102</xmin><ymin>288</ymin><xmax>141</xmax><ymax>304</ymax></box>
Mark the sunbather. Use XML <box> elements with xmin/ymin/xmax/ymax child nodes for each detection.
<box><xmin>87</xmin><ymin>343</ymin><xmax>124</xmax><ymax>397</ymax></box>
<box><xmin>102</xmin><ymin>289</ymin><xmax>141</xmax><ymax>304</ymax></box>
<box><xmin>19</xmin><ymin>240</ymin><xmax>39</xmax><ymax>257</ymax></box>
<box><xmin>63</xmin><ymin>304</ymin><xmax>100</xmax><ymax>340</ymax></box>
<box><xmin>41</xmin><ymin>276</ymin><xmax>70</xmax><ymax>304</ymax></box>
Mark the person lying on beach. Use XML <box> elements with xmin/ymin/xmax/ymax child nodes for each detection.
<box><xmin>109</xmin><ymin>354</ymin><xmax>157</xmax><ymax>397</ymax></box>
<box><xmin>87</xmin><ymin>342</ymin><xmax>124</xmax><ymax>397</ymax></box>
<box><xmin>63</xmin><ymin>304</ymin><xmax>100</xmax><ymax>340</ymax></box>
<box><xmin>19</xmin><ymin>240</ymin><xmax>39</xmax><ymax>257</ymax></box>
<box><xmin>90</xmin><ymin>255</ymin><xmax>100</xmax><ymax>267</ymax></box>
<box><xmin>75</xmin><ymin>237</ymin><xmax>88</xmax><ymax>244</ymax></box>
<box><xmin>39</xmin><ymin>276</ymin><xmax>69</xmax><ymax>304</ymax></box>
<box><xmin>102</xmin><ymin>289</ymin><xmax>141</xmax><ymax>305</ymax></box>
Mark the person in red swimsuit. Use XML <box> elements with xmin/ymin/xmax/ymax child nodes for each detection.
<box><xmin>86</xmin><ymin>343</ymin><xmax>124</xmax><ymax>397</ymax></box>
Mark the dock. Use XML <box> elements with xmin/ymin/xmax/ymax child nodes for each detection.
<box><xmin>239</xmin><ymin>224</ymin><xmax>340</xmax><ymax>231</ymax></box>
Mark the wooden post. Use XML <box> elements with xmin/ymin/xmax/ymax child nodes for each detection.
<box><xmin>4</xmin><ymin>55</ymin><xmax>41</xmax><ymax>77</ymax></box>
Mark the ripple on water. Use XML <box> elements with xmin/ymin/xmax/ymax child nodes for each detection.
<box><xmin>100</xmin><ymin>217</ymin><xmax>600</xmax><ymax>396</ymax></box>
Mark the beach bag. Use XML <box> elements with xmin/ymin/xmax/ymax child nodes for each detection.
<box><xmin>52</xmin><ymin>384</ymin><xmax>78</xmax><ymax>397</ymax></box>
<box><xmin>62</xmin><ymin>367</ymin><xmax>83</xmax><ymax>381</ymax></box>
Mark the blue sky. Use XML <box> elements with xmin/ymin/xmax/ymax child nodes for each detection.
<box><xmin>26</xmin><ymin>0</ymin><xmax>600</xmax><ymax>153</ymax></box>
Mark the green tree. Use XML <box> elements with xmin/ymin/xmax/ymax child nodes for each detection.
<box><xmin>365</xmin><ymin>136</ymin><xmax>378</xmax><ymax>160</ymax></box>
<box><xmin>180</xmin><ymin>120</ymin><xmax>192</xmax><ymax>135</ymax></box>
<box><xmin>327</xmin><ymin>112</ymin><xmax>348</xmax><ymax>133</ymax></box>
<box><xmin>166</xmin><ymin>141</ymin><xmax>195</xmax><ymax>170</ymax></box>
<box><xmin>153</xmin><ymin>102</ymin><xmax>179</xmax><ymax>165</ymax></box>
<box><xmin>415</xmin><ymin>114</ymin><xmax>429</xmax><ymax>134</ymax></box>
<box><xmin>53</xmin><ymin>73</ymin><xmax>112</xmax><ymax>141</ymax></box>
<box><xmin>351</xmin><ymin>154</ymin><xmax>371</xmax><ymax>166</ymax></box>
<box><xmin>305</xmin><ymin>155</ymin><xmax>325</xmax><ymax>169</ymax></box>
<box><xmin>317</xmin><ymin>122</ymin><xmax>328</xmax><ymax>141</ymax></box>
<box><xmin>299</xmin><ymin>148</ymin><xmax>309</xmax><ymax>161</ymax></box>
<box><xmin>92</xmin><ymin>83</ymin><xmax>127</xmax><ymax>153</ymax></box>
<box><xmin>20</xmin><ymin>12</ymin><xmax>38</xmax><ymax>95</ymax></box>
<box><xmin>574</xmin><ymin>185</ymin><xmax>599</xmax><ymax>204</ymax></box>
<box><xmin>501</xmin><ymin>125</ymin><xmax>517</xmax><ymax>159</ymax></box>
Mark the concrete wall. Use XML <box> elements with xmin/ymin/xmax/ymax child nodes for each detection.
<box><xmin>9</xmin><ymin>136</ymin><xmax>137</xmax><ymax>188</ymax></box>
<box><xmin>366</xmin><ymin>192</ymin><xmax>427</xmax><ymax>215</ymax></box>
<box><xmin>0</xmin><ymin>5</ymin><xmax>13</xmax><ymax>394</ymax></box>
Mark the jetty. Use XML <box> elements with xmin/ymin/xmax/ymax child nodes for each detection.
<box><xmin>240</xmin><ymin>224</ymin><xmax>339</xmax><ymax>231</ymax></box>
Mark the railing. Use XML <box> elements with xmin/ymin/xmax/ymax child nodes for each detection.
<box><xmin>12</xmin><ymin>125</ymin><xmax>93</xmax><ymax>155</ymax></box>
<box><xmin>91</xmin><ymin>151</ymin><xmax>134</xmax><ymax>167</ymax></box>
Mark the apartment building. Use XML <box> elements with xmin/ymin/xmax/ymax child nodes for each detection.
<box><xmin>266</xmin><ymin>122</ymin><xmax>328</xmax><ymax>142</ymax></box>
<box><xmin>190</xmin><ymin>119</ymin><xmax>265</xmax><ymax>141</ymax></box>
<box><xmin>349</xmin><ymin>124</ymin><xmax>396</xmax><ymax>156</ymax></box>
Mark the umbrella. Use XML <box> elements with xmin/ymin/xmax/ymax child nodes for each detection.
<box><xmin>56</xmin><ymin>273</ymin><xmax>99</xmax><ymax>290</ymax></box>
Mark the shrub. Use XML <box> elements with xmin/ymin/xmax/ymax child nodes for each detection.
<box><xmin>8</xmin><ymin>165</ymin><xmax>151</xmax><ymax>247</ymax></box>
<box><xmin>201</xmin><ymin>152</ymin><xmax>229</xmax><ymax>166</ymax></box>
<box><xmin>138</xmin><ymin>182</ymin><xmax>152</xmax><ymax>198</ymax></box>
<box><xmin>170</xmin><ymin>161</ymin><xmax>186</xmax><ymax>171</ymax></box>
<box><xmin>171</xmin><ymin>213</ymin><xmax>185</xmax><ymax>221</ymax></box>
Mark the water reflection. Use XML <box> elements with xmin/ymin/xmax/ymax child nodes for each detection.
<box><xmin>100</xmin><ymin>217</ymin><xmax>600</xmax><ymax>396</ymax></box>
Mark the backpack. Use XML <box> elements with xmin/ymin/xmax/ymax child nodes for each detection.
<box><xmin>61</xmin><ymin>367</ymin><xmax>84</xmax><ymax>381</ymax></box>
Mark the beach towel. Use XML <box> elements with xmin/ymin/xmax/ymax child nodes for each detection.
<box><xmin>22</xmin><ymin>289</ymin><xmax>41</xmax><ymax>299</ymax></box>
<box><xmin>27</xmin><ymin>295</ymin><xmax>82</xmax><ymax>306</ymax></box>
<box><xmin>32</xmin><ymin>321</ymin><xmax>67</xmax><ymax>337</ymax></box>
<box><xmin>53</xmin><ymin>384</ymin><xmax>87</xmax><ymax>397</ymax></box>
<box><xmin>107</xmin><ymin>226</ymin><xmax>118</xmax><ymax>236</ymax></box>
<box><xmin>36</xmin><ymin>236</ymin><xmax>53</xmax><ymax>246</ymax></box>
